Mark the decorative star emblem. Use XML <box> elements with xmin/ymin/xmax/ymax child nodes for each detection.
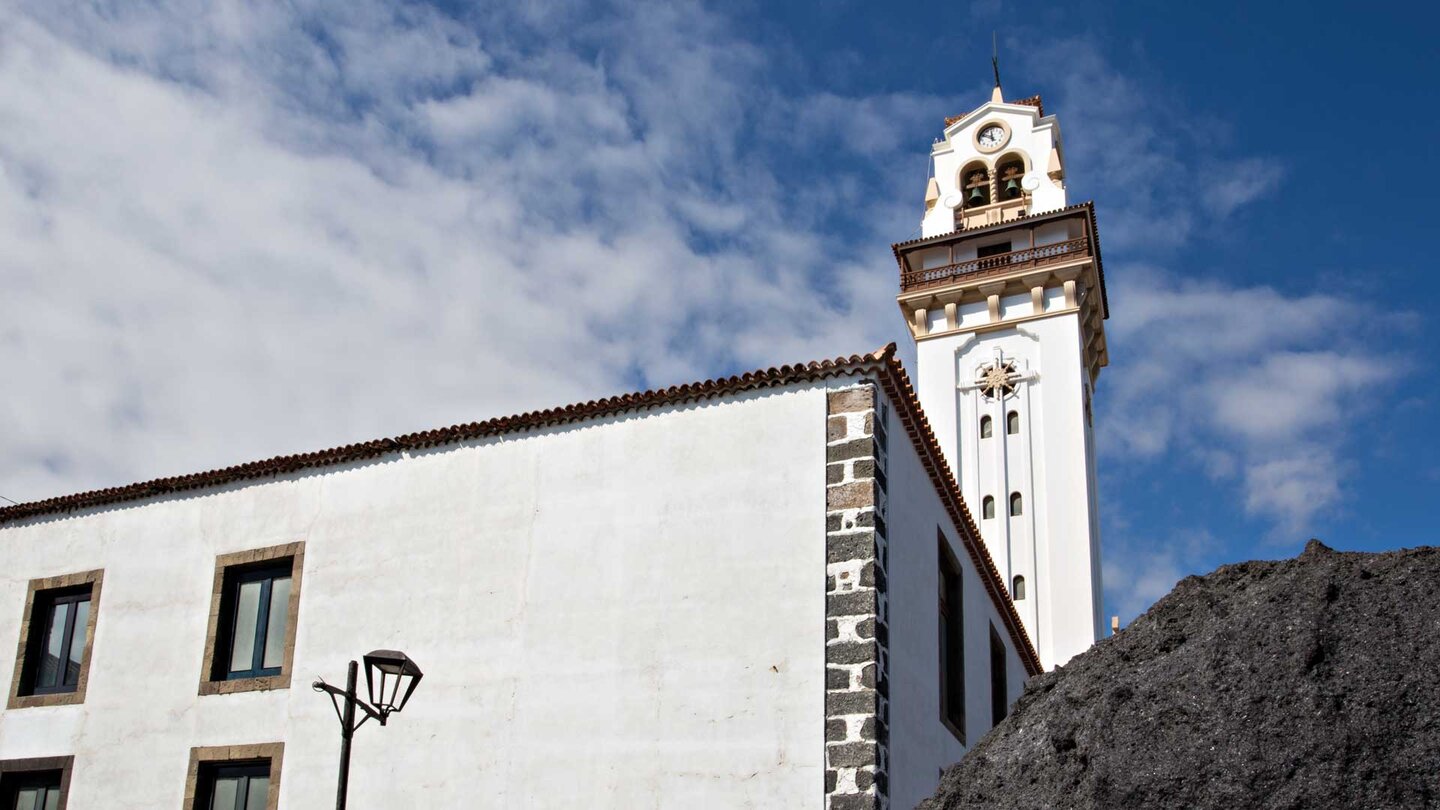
<box><xmin>977</xmin><ymin>360</ymin><xmax>1020</xmax><ymax>400</ymax></box>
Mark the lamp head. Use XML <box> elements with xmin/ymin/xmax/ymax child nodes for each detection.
<box><xmin>363</xmin><ymin>649</ymin><xmax>423</xmax><ymax>722</ymax></box>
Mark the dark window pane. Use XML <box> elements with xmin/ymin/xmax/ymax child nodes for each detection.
<box><xmin>262</xmin><ymin>577</ymin><xmax>291</xmax><ymax>670</ymax></box>
<box><xmin>990</xmin><ymin>624</ymin><xmax>1008</xmax><ymax>725</ymax></box>
<box><xmin>244</xmin><ymin>776</ymin><xmax>268</xmax><ymax>810</ymax></box>
<box><xmin>37</xmin><ymin>602</ymin><xmax>71</xmax><ymax>689</ymax></box>
<box><xmin>210</xmin><ymin>776</ymin><xmax>239</xmax><ymax>810</ymax></box>
<box><xmin>66</xmin><ymin>599</ymin><xmax>90</xmax><ymax>683</ymax></box>
<box><xmin>14</xmin><ymin>787</ymin><xmax>42</xmax><ymax>810</ymax></box>
<box><xmin>229</xmin><ymin>580</ymin><xmax>263</xmax><ymax>674</ymax></box>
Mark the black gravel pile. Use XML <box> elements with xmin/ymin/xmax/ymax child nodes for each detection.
<box><xmin>919</xmin><ymin>541</ymin><xmax>1440</xmax><ymax>810</ymax></box>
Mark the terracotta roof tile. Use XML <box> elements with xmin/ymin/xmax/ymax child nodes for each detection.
<box><xmin>0</xmin><ymin>345</ymin><xmax>1043</xmax><ymax>675</ymax></box>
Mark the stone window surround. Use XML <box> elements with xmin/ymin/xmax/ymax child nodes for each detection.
<box><xmin>7</xmin><ymin>570</ymin><xmax>104</xmax><ymax>710</ymax></box>
<box><xmin>198</xmin><ymin>542</ymin><xmax>304</xmax><ymax>696</ymax></box>
<box><xmin>184</xmin><ymin>743</ymin><xmax>284</xmax><ymax>810</ymax></box>
<box><xmin>0</xmin><ymin>755</ymin><xmax>75</xmax><ymax>810</ymax></box>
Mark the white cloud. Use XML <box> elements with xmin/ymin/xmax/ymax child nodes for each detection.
<box><xmin>0</xmin><ymin>1</ymin><xmax>935</xmax><ymax>502</ymax></box>
<box><xmin>0</xmin><ymin>2</ymin><xmax>1407</xmax><ymax>579</ymax></box>
<box><xmin>1102</xmin><ymin>274</ymin><xmax>1403</xmax><ymax>536</ymax></box>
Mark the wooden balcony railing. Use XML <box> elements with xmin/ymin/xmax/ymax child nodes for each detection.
<box><xmin>899</xmin><ymin>236</ymin><xmax>1091</xmax><ymax>292</ymax></box>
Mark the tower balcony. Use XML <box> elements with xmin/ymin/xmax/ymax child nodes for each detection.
<box><xmin>893</xmin><ymin>202</ymin><xmax>1110</xmax><ymax>382</ymax></box>
<box><xmin>899</xmin><ymin>203</ymin><xmax>1102</xmax><ymax>295</ymax></box>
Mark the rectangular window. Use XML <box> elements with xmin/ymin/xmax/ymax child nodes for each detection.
<box><xmin>0</xmin><ymin>757</ymin><xmax>72</xmax><ymax>810</ymax></box>
<box><xmin>199</xmin><ymin>763</ymin><xmax>269</xmax><ymax>810</ymax></box>
<box><xmin>199</xmin><ymin>544</ymin><xmax>304</xmax><ymax>696</ymax></box>
<box><xmin>7</xmin><ymin>571</ymin><xmax>103</xmax><ymax>710</ymax></box>
<box><xmin>977</xmin><ymin>241</ymin><xmax>1011</xmax><ymax>260</ymax></box>
<box><xmin>223</xmin><ymin>565</ymin><xmax>291</xmax><ymax>679</ymax></box>
<box><xmin>990</xmin><ymin>623</ymin><xmax>1008</xmax><ymax>726</ymax></box>
<box><xmin>938</xmin><ymin>531</ymin><xmax>965</xmax><ymax>741</ymax></box>
<box><xmin>185</xmin><ymin>745</ymin><xmax>282</xmax><ymax>810</ymax></box>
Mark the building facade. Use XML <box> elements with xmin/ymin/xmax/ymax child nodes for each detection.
<box><xmin>897</xmin><ymin>86</ymin><xmax>1108</xmax><ymax>668</ymax></box>
<box><xmin>1</xmin><ymin>352</ymin><xmax>1038</xmax><ymax>809</ymax></box>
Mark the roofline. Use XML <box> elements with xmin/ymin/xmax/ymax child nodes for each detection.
<box><xmin>890</xmin><ymin>201</ymin><xmax>1109</xmax><ymax>320</ymax></box>
<box><xmin>942</xmin><ymin>94</ymin><xmax>1046</xmax><ymax>133</ymax></box>
<box><xmin>0</xmin><ymin>345</ymin><xmax>1043</xmax><ymax>675</ymax></box>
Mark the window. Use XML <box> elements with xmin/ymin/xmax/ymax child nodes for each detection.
<box><xmin>200</xmin><ymin>544</ymin><xmax>304</xmax><ymax>695</ymax></box>
<box><xmin>990</xmin><ymin>624</ymin><xmax>1008</xmax><ymax>726</ymax></box>
<box><xmin>200</xmin><ymin>763</ymin><xmax>269</xmax><ymax>810</ymax></box>
<box><xmin>1009</xmin><ymin>492</ymin><xmax>1024</xmax><ymax>517</ymax></box>
<box><xmin>1006</xmin><ymin>410</ymin><xmax>1020</xmax><ymax>435</ymax></box>
<box><xmin>982</xmin><ymin>496</ymin><xmax>995</xmax><ymax>520</ymax></box>
<box><xmin>8</xmin><ymin>571</ymin><xmax>102</xmax><ymax>710</ymax></box>
<box><xmin>979</xmin><ymin>415</ymin><xmax>992</xmax><ymax>439</ymax></box>
<box><xmin>0</xmin><ymin>757</ymin><xmax>72</xmax><ymax>810</ymax></box>
<box><xmin>977</xmin><ymin>241</ymin><xmax>1011</xmax><ymax>260</ymax></box>
<box><xmin>186</xmin><ymin>745</ymin><xmax>282</xmax><ymax>810</ymax></box>
<box><xmin>1012</xmin><ymin>575</ymin><xmax>1026</xmax><ymax>600</ymax></box>
<box><xmin>222</xmin><ymin>564</ymin><xmax>290</xmax><ymax>680</ymax></box>
<box><xmin>938</xmin><ymin>532</ymin><xmax>965</xmax><ymax>741</ymax></box>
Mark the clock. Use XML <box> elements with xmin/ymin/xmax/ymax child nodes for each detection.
<box><xmin>975</xmin><ymin>122</ymin><xmax>1010</xmax><ymax>152</ymax></box>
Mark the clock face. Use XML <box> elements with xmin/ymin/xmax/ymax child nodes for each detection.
<box><xmin>977</xmin><ymin>124</ymin><xmax>1007</xmax><ymax>150</ymax></box>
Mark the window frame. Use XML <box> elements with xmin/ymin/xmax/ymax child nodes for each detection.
<box><xmin>1009</xmin><ymin>492</ymin><xmax>1024</xmax><ymax>517</ymax></box>
<box><xmin>1006</xmin><ymin>410</ymin><xmax>1021</xmax><ymax>435</ymax></box>
<box><xmin>7</xmin><ymin>571</ymin><xmax>103</xmax><ymax>710</ymax></box>
<box><xmin>198</xmin><ymin>543</ymin><xmax>304</xmax><ymax>696</ymax></box>
<box><xmin>981</xmin><ymin>496</ymin><xmax>995</xmax><ymax>520</ymax></box>
<box><xmin>979</xmin><ymin>415</ymin><xmax>992</xmax><ymax>439</ymax></box>
<box><xmin>221</xmin><ymin>564</ymin><xmax>290</xmax><ymax>681</ymax></box>
<box><xmin>185</xmin><ymin>744</ymin><xmax>283</xmax><ymax>810</ymax></box>
<box><xmin>0</xmin><ymin>756</ymin><xmax>73</xmax><ymax>810</ymax></box>
<box><xmin>937</xmin><ymin>531</ymin><xmax>966</xmax><ymax>744</ymax></box>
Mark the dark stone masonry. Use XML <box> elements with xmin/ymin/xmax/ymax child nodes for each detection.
<box><xmin>825</xmin><ymin>383</ymin><xmax>891</xmax><ymax>810</ymax></box>
<box><xmin>921</xmin><ymin>540</ymin><xmax>1440</xmax><ymax>810</ymax></box>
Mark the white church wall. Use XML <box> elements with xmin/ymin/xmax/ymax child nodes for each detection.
<box><xmin>880</xmin><ymin>389</ymin><xmax>1030</xmax><ymax>810</ymax></box>
<box><xmin>0</xmin><ymin>385</ymin><xmax>830</xmax><ymax>808</ymax></box>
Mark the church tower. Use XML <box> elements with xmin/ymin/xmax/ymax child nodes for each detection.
<box><xmin>893</xmin><ymin>81</ymin><xmax>1108</xmax><ymax>668</ymax></box>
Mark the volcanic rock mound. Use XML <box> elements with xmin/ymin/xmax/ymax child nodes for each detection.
<box><xmin>920</xmin><ymin>541</ymin><xmax>1440</xmax><ymax>810</ymax></box>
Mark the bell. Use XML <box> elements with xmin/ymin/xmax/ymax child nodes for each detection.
<box><xmin>1003</xmin><ymin>178</ymin><xmax>1021</xmax><ymax>198</ymax></box>
<box><xmin>967</xmin><ymin>186</ymin><xmax>987</xmax><ymax>206</ymax></box>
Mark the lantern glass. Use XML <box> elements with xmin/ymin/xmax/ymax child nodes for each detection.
<box><xmin>363</xmin><ymin>649</ymin><xmax>423</xmax><ymax>717</ymax></box>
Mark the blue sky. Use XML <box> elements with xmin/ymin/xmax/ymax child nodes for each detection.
<box><xmin>1</xmin><ymin>1</ymin><xmax>1434</xmax><ymax>622</ymax></box>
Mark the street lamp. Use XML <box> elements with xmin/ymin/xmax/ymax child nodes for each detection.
<box><xmin>313</xmin><ymin>650</ymin><xmax>424</xmax><ymax>810</ymax></box>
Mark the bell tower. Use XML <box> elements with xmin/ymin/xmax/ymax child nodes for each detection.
<box><xmin>895</xmin><ymin>80</ymin><xmax>1108</xmax><ymax>668</ymax></box>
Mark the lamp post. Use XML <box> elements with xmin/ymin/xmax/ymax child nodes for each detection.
<box><xmin>313</xmin><ymin>649</ymin><xmax>424</xmax><ymax>810</ymax></box>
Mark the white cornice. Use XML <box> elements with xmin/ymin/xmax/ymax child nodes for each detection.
<box><xmin>943</xmin><ymin>102</ymin><xmax>1043</xmax><ymax>137</ymax></box>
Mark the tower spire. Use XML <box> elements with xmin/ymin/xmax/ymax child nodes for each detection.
<box><xmin>991</xmin><ymin>32</ymin><xmax>1004</xmax><ymax>103</ymax></box>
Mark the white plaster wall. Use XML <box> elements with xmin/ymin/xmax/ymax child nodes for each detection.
<box><xmin>0</xmin><ymin>386</ymin><xmax>830</xmax><ymax>808</ymax></box>
<box><xmin>880</xmin><ymin>389</ymin><xmax>1029</xmax><ymax>810</ymax></box>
